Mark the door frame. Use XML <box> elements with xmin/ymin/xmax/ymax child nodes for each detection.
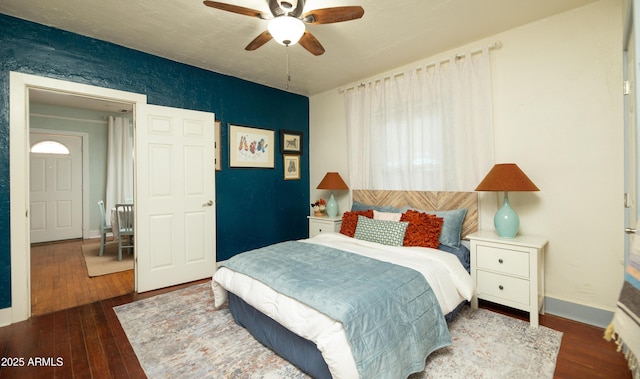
<box><xmin>30</xmin><ymin>129</ymin><xmax>90</xmax><ymax>240</ymax></box>
<box><xmin>9</xmin><ymin>72</ymin><xmax>147</xmax><ymax>324</ymax></box>
<box><xmin>624</xmin><ymin>0</ymin><xmax>639</xmax><ymax>268</ymax></box>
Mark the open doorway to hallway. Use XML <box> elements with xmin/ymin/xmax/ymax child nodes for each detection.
<box><xmin>28</xmin><ymin>89</ymin><xmax>135</xmax><ymax>316</ymax></box>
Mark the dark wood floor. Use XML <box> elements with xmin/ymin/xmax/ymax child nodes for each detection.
<box><xmin>31</xmin><ymin>238</ymin><xmax>134</xmax><ymax>316</ymax></box>
<box><xmin>483</xmin><ymin>301</ymin><xmax>631</xmax><ymax>379</ymax></box>
<box><xmin>0</xmin><ymin>280</ymin><xmax>205</xmax><ymax>379</ymax></box>
<box><xmin>0</xmin><ymin>239</ymin><xmax>632</xmax><ymax>378</ymax></box>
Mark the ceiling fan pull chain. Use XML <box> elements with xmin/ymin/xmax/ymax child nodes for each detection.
<box><xmin>286</xmin><ymin>50</ymin><xmax>291</xmax><ymax>90</ymax></box>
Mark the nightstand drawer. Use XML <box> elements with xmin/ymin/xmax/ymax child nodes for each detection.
<box><xmin>477</xmin><ymin>270</ymin><xmax>530</xmax><ymax>305</ymax></box>
<box><xmin>309</xmin><ymin>223</ymin><xmax>328</xmax><ymax>237</ymax></box>
<box><xmin>308</xmin><ymin>217</ymin><xmax>342</xmax><ymax>238</ymax></box>
<box><xmin>476</xmin><ymin>245</ymin><xmax>529</xmax><ymax>277</ymax></box>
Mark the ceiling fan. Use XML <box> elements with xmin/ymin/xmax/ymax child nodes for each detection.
<box><xmin>203</xmin><ymin>0</ymin><xmax>364</xmax><ymax>56</ymax></box>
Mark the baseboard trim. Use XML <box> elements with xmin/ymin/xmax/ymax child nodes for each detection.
<box><xmin>544</xmin><ymin>297</ymin><xmax>613</xmax><ymax>328</ymax></box>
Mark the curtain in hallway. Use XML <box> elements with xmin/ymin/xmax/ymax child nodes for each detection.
<box><xmin>343</xmin><ymin>48</ymin><xmax>495</xmax><ymax>191</ymax></box>
<box><xmin>105</xmin><ymin>116</ymin><xmax>133</xmax><ymax>216</ymax></box>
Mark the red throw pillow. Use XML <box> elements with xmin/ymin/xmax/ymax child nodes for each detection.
<box><xmin>340</xmin><ymin>210</ymin><xmax>374</xmax><ymax>237</ymax></box>
<box><xmin>400</xmin><ymin>210</ymin><xmax>444</xmax><ymax>248</ymax></box>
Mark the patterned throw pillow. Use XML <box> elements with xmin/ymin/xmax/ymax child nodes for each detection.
<box><xmin>400</xmin><ymin>210</ymin><xmax>444</xmax><ymax>248</ymax></box>
<box><xmin>340</xmin><ymin>210</ymin><xmax>374</xmax><ymax>237</ymax></box>
<box><xmin>353</xmin><ymin>215</ymin><xmax>409</xmax><ymax>246</ymax></box>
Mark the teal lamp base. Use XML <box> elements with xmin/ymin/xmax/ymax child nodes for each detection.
<box><xmin>325</xmin><ymin>192</ymin><xmax>339</xmax><ymax>217</ymax></box>
<box><xmin>494</xmin><ymin>192</ymin><xmax>519</xmax><ymax>238</ymax></box>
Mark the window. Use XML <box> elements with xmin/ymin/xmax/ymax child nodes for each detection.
<box><xmin>343</xmin><ymin>50</ymin><xmax>494</xmax><ymax>191</ymax></box>
<box><xmin>30</xmin><ymin>141</ymin><xmax>70</xmax><ymax>155</ymax></box>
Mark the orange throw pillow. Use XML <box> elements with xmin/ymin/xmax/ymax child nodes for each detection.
<box><xmin>340</xmin><ymin>210</ymin><xmax>374</xmax><ymax>237</ymax></box>
<box><xmin>400</xmin><ymin>210</ymin><xmax>444</xmax><ymax>248</ymax></box>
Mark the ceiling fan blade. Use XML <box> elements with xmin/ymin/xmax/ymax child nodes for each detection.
<box><xmin>302</xmin><ymin>6</ymin><xmax>364</xmax><ymax>24</ymax></box>
<box><xmin>299</xmin><ymin>31</ymin><xmax>325</xmax><ymax>56</ymax></box>
<box><xmin>245</xmin><ymin>30</ymin><xmax>273</xmax><ymax>51</ymax></box>
<box><xmin>203</xmin><ymin>1</ymin><xmax>270</xmax><ymax>19</ymax></box>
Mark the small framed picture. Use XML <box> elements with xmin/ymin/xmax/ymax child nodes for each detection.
<box><xmin>229</xmin><ymin>124</ymin><xmax>275</xmax><ymax>168</ymax></box>
<box><xmin>214</xmin><ymin>120</ymin><xmax>222</xmax><ymax>171</ymax></box>
<box><xmin>283</xmin><ymin>154</ymin><xmax>300</xmax><ymax>180</ymax></box>
<box><xmin>280</xmin><ymin>130</ymin><xmax>303</xmax><ymax>154</ymax></box>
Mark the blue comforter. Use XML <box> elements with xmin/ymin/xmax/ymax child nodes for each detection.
<box><xmin>220</xmin><ymin>241</ymin><xmax>451</xmax><ymax>379</ymax></box>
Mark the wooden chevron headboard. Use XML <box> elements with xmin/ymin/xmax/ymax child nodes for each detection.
<box><xmin>352</xmin><ymin>190</ymin><xmax>478</xmax><ymax>238</ymax></box>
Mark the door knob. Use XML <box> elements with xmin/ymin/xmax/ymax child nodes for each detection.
<box><xmin>625</xmin><ymin>228</ymin><xmax>637</xmax><ymax>234</ymax></box>
<box><xmin>203</xmin><ymin>200</ymin><xmax>213</xmax><ymax>207</ymax></box>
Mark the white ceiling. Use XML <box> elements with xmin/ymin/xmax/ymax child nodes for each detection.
<box><xmin>1</xmin><ymin>0</ymin><xmax>596</xmax><ymax>98</ymax></box>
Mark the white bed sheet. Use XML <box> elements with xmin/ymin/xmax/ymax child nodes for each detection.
<box><xmin>212</xmin><ymin>232</ymin><xmax>475</xmax><ymax>379</ymax></box>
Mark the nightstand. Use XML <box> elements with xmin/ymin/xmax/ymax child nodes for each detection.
<box><xmin>308</xmin><ymin>215</ymin><xmax>342</xmax><ymax>238</ymax></box>
<box><xmin>467</xmin><ymin>231</ymin><xmax>547</xmax><ymax>328</ymax></box>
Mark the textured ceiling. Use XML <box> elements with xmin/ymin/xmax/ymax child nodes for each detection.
<box><xmin>1</xmin><ymin>0</ymin><xmax>596</xmax><ymax>97</ymax></box>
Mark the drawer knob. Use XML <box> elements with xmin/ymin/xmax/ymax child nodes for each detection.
<box><xmin>498</xmin><ymin>285</ymin><xmax>504</xmax><ymax>291</ymax></box>
<box><xmin>498</xmin><ymin>258</ymin><xmax>504</xmax><ymax>264</ymax></box>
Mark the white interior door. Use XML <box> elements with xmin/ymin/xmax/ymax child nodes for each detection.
<box><xmin>136</xmin><ymin>105</ymin><xmax>216</xmax><ymax>292</ymax></box>
<box><xmin>29</xmin><ymin>133</ymin><xmax>83</xmax><ymax>243</ymax></box>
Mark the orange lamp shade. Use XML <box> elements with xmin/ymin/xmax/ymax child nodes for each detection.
<box><xmin>475</xmin><ymin>164</ymin><xmax>539</xmax><ymax>192</ymax></box>
<box><xmin>316</xmin><ymin>172</ymin><xmax>349</xmax><ymax>190</ymax></box>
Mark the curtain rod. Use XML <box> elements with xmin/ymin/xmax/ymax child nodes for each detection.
<box><xmin>338</xmin><ymin>40</ymin><xmax>502</xmax><ymax>94</ymax></box>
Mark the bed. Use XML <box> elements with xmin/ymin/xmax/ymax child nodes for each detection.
<box><xmin>212</xmin><ymin>190</ymin><xmax>478</xmax><ymax>379</ymax></box>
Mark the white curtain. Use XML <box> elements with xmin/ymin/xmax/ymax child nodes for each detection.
<box><xmin>344</xmin><ymin>48</ymin><xmax>494</xmax><ymax>191</ymax></box>
<box><xmin>106</xmin><ymin>116</ymin><xmax>133</xmax><ymax>215</ymax></box>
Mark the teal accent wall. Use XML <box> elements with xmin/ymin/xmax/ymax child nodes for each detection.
<box><xmin>0</xmin><ymin>14</ymin><xmax>310</xmax><ymax>310</ymax></box>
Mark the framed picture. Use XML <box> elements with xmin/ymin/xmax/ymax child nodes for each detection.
<box><xmin>283</xmin><ymin>154</ymin><xmax>300</xmax><ymax>180</ymax></box>
<box><xmin>229</xmin><ymin>124</ymin><xmax>275</xmax><ymax>168</ymax></box>
<box><xmin>280</xmin><ymin>130</ymin><xmax>303</xmax><ymax>154</ymax></box>
<box><xmin>214</xmin><ymin>120</ymin><xmax>222</xmax><ymax>171</ymax></box>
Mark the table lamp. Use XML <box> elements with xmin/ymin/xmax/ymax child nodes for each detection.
<box><xmin>316</xmin><ymin>172</ymin><xmax>349</xmax><ymax>217</ymax></box>
<box><xmin>475</xmin><ymin>163</ymin><xmax>539</xmax><ymax>238</ymax></box>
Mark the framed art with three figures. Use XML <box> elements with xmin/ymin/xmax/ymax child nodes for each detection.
<box><xmin>229</xmin><ymin>124</ymin><xmax>274</xmax><ymax>168</ymax></box>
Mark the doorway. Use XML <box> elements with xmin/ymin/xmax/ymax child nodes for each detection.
<box><xmin>10</xmin><ymin>71</ymin><xmax>216</xmax><ymax>324</ymax></box>
<box><xmin>28</xmin><ymin>94</ymin><xmax>135</xmax><ymax>316</ymax></box>
<box><xmin>29</xmin><ymin>131</ymin><xmax>84</xmax><ymax>243</ymax></box>
<box><xmin>9</xmin><ymin>72</ymin><xmax>147</xmax><ymax>322</ymax></box>
<box><xmin>10</xmin><ymin>72</ymin><xmax>217</xmax><ymax>325</ymax></box>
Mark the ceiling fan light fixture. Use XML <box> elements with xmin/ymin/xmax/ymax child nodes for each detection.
<box><xmin>268</xmin><ymin>16</ymin><xmax>305</xmax><ymax>46</ymax></box>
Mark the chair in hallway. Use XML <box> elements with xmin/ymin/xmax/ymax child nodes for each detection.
<box><xmin>115</xmin><ymin>203</ymin><xmax>134</xmax><ymax>261</ymax></box>
<box><xmin>98</xmin><ymin>200</ymin><xmax>112</xmax><ymax>256</ymax></box>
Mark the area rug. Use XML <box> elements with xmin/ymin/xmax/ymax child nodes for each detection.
<box><xmin>114</xmin><ymin>283</ymin><xmax>562</xmax><ymax>379</ymax></box>
<box><xmin>81</xmin><ymin>241</ymin><xmax>133</xmax><ymax>277</ymax></box>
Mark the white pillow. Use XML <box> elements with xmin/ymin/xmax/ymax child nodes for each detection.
<box><xmin>373</xmin><ymin>210</ymin><xmax>402</xmax><ymax>222</ymax></box>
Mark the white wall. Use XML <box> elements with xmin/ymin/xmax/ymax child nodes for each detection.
<box><xmin>309</xmin><ymin>0</ymin><xmax>625</xmax><ymax>318</ymax></box>
<box><xmin>309</xmin><ymin>91</ymin><xmax>350</xmax><ymax>213</ymax></box>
